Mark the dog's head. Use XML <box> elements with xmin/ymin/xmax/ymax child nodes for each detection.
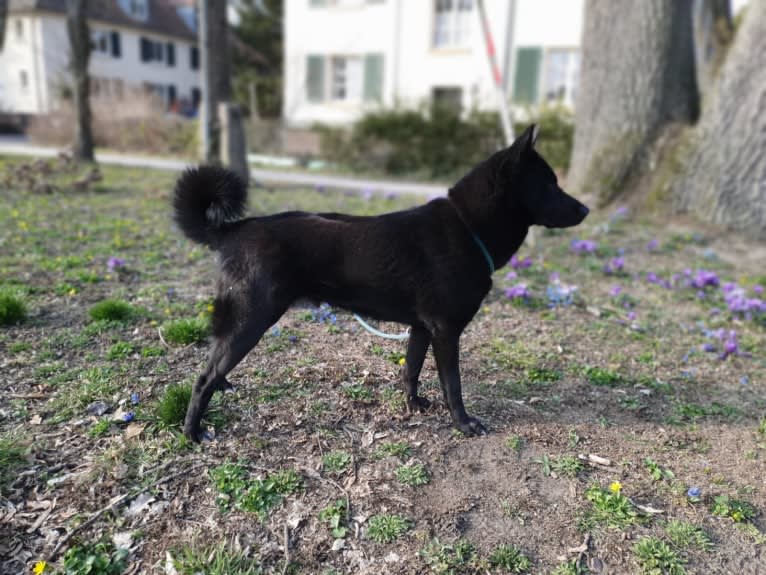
<box><xmin>491</xmin><ymin>124</ymin><xmax>589</xmax><ymax>228</ymax></box>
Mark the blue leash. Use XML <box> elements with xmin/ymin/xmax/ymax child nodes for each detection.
<box><xmin>352</xmin><ymin>230</ymin><xmax>494</xmax><ymax>341</ymax></box>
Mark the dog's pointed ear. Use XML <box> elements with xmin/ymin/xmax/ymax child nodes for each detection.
<box><xmin>516</xmin><ymin>124</ymin><xmax>538</xmax><ymax>151</ymax></box>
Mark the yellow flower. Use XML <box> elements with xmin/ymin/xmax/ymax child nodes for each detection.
<box><xmin>732</xmin><ymin>511</ymin><xmax>743</xmax><ymax>522</ymax></box>
<box><xmin>398</xmin><ymin>357</ymin><xmax>406</xmax><ymax>366</ymax></box>
<box><xmin>207</xmin><ymin>303</ymin><xmax>215</xmax><ymax>314</ymax></box>
<box><xmin>67</xmin><ymin>288</ymin><xmax>77</xmax><ymax>296</ymax></box>
<box><xmin>609</xmin><ymin>481</ymin><xmax>622</xmax><ymax>494</ymax></box>
<box><xmin>33</xmin><ymin>561</ymin><xmax>47</xmax><ymax>574</ymax></box>
<box><xmin>18</xmin><ymin>221</ymin><xmax>29</xmax><ymax>231</ymax></box>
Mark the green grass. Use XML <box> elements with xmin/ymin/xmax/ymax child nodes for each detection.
<box><xmin>319</xmin><ymin>499</ymin><xmax>348</xmax><ymax>539</ymax></box>
<box><xmin>155</xmin><ymin>383</ymin><xmax>192</xmax><ymax>427</ymax></box>
<box><xmin>343</xmin><ymin>384</ymin><xmax>374</xmax><ymax>402</ymax></box>
<box><xmin>583</xmin><ymin>484</ymin><xmax>642</xmax><ymax>529</ymax></box>
<box><xmin>552</xmin><ymin>455</ymin><xmax>585</xmax><ymax>478</ymax></box>
<box><xmin>173</xmin><ymin>542</ymin><xmax>263</xmax><ymax>575</ymax></box>
<box><xmin>583</xmin><ymin>366</ymin><xmax>623</xmax><ymax>387</ymax></box>
<box><xmin>552</xmin><ymin>559</ymin><xmax>590</xmax><ymax>575</ymax></box>
<box><xmin>162</xmin><ymin>316</ymin><xmax>210</xmax><ymax>345</ymax></box>
<box><xmin>209</xmin><ymin>461</ymin><xmax>302</xmax><ymax>520</ymax></box>
<box><xmin>0</xmin><ymin>434</ymin><xmax>27</xmax><ymax>495</ymax></box>
<box><xmin>89</xmin><ymin>299</ymin><xmax>135</xmax><ymax>322</ymax></box>
<box><xmin>395</xmin><ymin>462</ymin><xmax>430</xmax><ymax>487</ymax></box>
<box><xmin>88</xmin><ymin>419</ymin><xmax>112</xmax><ymax>438</ymax></box>
<box><xmin>0</xmin><ymin>288</ymin><xmax>27</xmax><ymax>326</ymax></box>
<box><xmin>665</xmin><ymin>520</ymin><xmax>712</xmax><ymax>551</ymax></box>
<box><xmin>107</xmin><ymin>340</ymin><xmax>134</xmax><ymax>360</ymax></box>
<box><xmin>322</xmin><ymin>450</ymin><xmax>352</xmax><ymax>475</ymax></box>
<box><xmin>633</xmin><ymin>537</ymin><xmax>686</xmax><ymax>575</ymax></box>
<box><xmin>374</xmin><ymin>441</ymin><xmax>412</xmax><ymax>460</ymax></box>
<box><xmin>366</xmin><ymin>514</ymin><xmax>411</xmax><ymax>543</ymax></box>
<box><xmin>420</xmin><ymin>539</ymin><xmax>480</xmax><ymax>574</ymax></box>
<box><xmin>488</xmin><ymin>544</ymin><xmax>531</xmax><ymax>573</ymax></box>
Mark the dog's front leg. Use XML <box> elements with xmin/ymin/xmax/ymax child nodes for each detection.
<box><xmin>401</xmin><ymin>325</ymin><xmax>432</xmax><ymax>413</ymax></box>
<box><xmin>432</xmin><ymin>333</ymin><xmax>487</xmax><ymax>436</ymax></box>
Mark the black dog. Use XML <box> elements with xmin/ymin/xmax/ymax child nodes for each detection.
<box><xmin>173</xmin><ymin>125</ymin><xmax>588</xmax><ymax>442</ymax></box>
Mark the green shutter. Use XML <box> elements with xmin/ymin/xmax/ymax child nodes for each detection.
<box><xmin>363</xmin><ymin>53</ymin><xmax>384</xmax><ymax>102</ymax></box>
<box><xmin>307</xmin><ymin>55</ymin><xmax>325</xmax><ymax>102</ymax></box>
<box><xmin>513</xmin><ymin>47</ymin><xmax>542</xmax><ymax>104</ymax></box>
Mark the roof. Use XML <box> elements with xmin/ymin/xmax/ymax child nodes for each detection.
<box><xmin>8</xmin><ymin>0</ymin><xmax>198</xmax><ymax>41</ymax></box>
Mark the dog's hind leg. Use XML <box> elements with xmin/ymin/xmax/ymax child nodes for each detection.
<box><xmin>431</xmin><ymin>333</ymin><xmax>487</xmax><ymax>436</ymax></box>
<box><xmin>183</xmin><ymin>294</ymin><xmax>290</xmax><ymax>442</ymax></box>
<box><xmin>401</xmin><ymin>325</ymin><xmax>432</xmax><ymax>413</ymax></box>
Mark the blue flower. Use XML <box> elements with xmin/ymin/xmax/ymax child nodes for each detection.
<box><xmin>130</xmin><ymin>392</ymin><xmax>140</xmax><ymax>405</ymax></box>
<box><xmin>123</xmin><ymin>411</ymin><xmax>135</xmax><ymax>422</ymax></box>
<box><xmin>687</xmin><ymin>487</ymin><xmax>701</xmax><ymax>498</ymax></box>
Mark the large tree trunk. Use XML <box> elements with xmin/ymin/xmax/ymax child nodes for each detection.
<box><xmin>693</xmin><ymin>0</ymin><xmax>733</xmax><ymax>99</ymax></box>
<box><xmin>66</xmin><ymin>0</ymin><xmax>94</xmax><ymax>162</ymax></box>
<box><xmin>670</xmin><ymin>0</ymin><xmax>766</xmax><ymax>240</ymax></box>
<box><xmin>568</xmin><ymin>0</ymin><xmax>699</xmax><ymax>203</ymax></box>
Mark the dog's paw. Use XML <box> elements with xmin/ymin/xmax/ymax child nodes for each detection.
<box><xmin>455</xmin><ymin>417</ymin><xmax>488</xmax><ymax>437</ymax></box>
<box><xmin>183</xmin><ymin>424</ymin><xmax>204</xmax><ymax>443</ymax></box>
<box><xmin>406</xmin><ymin>395</ymin><xmax>432</xmax><ymax>413</ymax></box>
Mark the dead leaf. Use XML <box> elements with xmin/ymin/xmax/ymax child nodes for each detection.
<box><xmin>125</xmin><ymin>423</ymin><xmax>146</xmax><ymax>440</ymax></box>
<box><xmin>30</xmin><ymin>414</ymin><xmax>43</xmax><ymax>425</ymax></box>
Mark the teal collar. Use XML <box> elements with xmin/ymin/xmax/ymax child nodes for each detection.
<box><xmin>448</xmin><ymin>198</ymin><xmax>495</xmax><ymax>275</ymax></box>
<box><xmin>470</xmin><ymin>231</ymin><xmax>495</xmax><ymax>275</ymax></box>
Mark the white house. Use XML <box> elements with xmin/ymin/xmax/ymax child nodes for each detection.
<box><xmin>0</xmin><ymin>0</ymin><xmax>201</xmax><ymax>118</ymax></box>
<box><xmin>283</xmin><ymin>0</ymin><xmax>584</xmax><ymax>127</ymax></box>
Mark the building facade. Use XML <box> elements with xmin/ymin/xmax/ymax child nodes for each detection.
<box><xmin>283</xmin><ymin>0</ymin><xmax>584</xmax><ymax>127</ymax></box>
<box><xmin>0</xmin><ymin>0</ymin><xmax>200</xmax><ymax>117</ymax></box>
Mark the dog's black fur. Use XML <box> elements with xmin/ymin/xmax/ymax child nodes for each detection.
<box><xmin>173</xmin><ymin>125</ymin><xmax>589</xmax><ymax>442</ymax></box>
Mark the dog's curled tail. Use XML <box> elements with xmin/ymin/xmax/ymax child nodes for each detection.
<box><xmin>173</xmin><ymin>166</ymin><xmax>247</xmax><ymax>247</ymax></box>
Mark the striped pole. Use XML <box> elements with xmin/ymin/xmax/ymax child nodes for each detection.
<box><xmin>476</xmin><ymin>0</ymin><xmax>514</xmax><ymax>145</ymax></box>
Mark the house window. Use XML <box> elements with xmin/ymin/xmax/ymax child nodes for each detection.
<box><xmin>140</xmin><ymin>37</ymin><xmax>167</xmax><ymax>64</ymax></box>
<box><xmin>542</xmin><ymin>49</ymin><xmax>580</xmax><ymax>107</ymax></box>
<box><xmin>513</xmin><ymin>47</ymin><xmax>542</xmax><ymax>105</ymax></box>
<box><xmin>92</xmin><ymin>30</ymin><xmax>110</xmax><ymax>54</ymax></box>
<box><xmin>20</xmin><ymin>70</ymin><xmax>29</xmax><ymax>91</ymax></box>
<box><xmin>433</xmin><ymin>0</ymin><xmax>473</xmax><ymax>48</ymax></box>
<box><xmin>166</xmin><ymin>42</ymin><xmax>176</xmax><ymax>67</ymax></box>
<box><xmin>129</xmin><ymin>0</ymin><xmax>148</xmax><ymax>19</ymax></box>
<box><xmin>331</xmin><ymin>56</ymin><xmax>363</xmax><ymax>101</ymax></box>
<box><xmin>307</xmin><ymin>54</ymin><xmax>384</xmax><ymax>103</ymax></box>
<box><xmin>111</xmin><ymin>31</ymin><xmax>121</xmax><ymax>58</ymax></box>
<box><xmin>15</xmin><ymin>19</ymin><xmax>24</xmax><ymax>41</ymax></box>
<box><xmin>190</xmin><ymin>46</ymin><xmax>200</xmax><ymax>70</ymax></box>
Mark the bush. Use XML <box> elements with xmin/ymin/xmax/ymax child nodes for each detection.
<box><xmin>0</xmin><ymin>289</ymin><xmax>26</xmax><ymax>326</ymax></box>
<box><xmin>162</xmin><ymin>317</ymin><xmax>209</xmax><ymax>345</ymax></box>
<box><xmin>315</xmin><ymin>104</ymin><xmax>573</xmax><ymax>180</ymax></box>
<box><xmin>89</xmin><ymin>299</ymin><xmax>135</xmax><ymax>322</ymax></box>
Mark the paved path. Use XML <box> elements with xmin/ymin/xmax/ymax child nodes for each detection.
<box><xmin>0</xmin><ymin>138</ymin><xmax>446</xmax><ymax>197</ymax></box>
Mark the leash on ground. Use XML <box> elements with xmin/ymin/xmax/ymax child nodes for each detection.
<box><xmin>352</xmin><ymin>314</ymin><xmax>410</xmax><ymax>341</ymax></box>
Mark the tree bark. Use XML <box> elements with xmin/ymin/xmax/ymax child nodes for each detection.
<box><xmin>568</xmin><ymin>0</ymin><xmax>699</xmax><ymax>203</ymax></box>
<box><xmin>0</xmin><ymin>0</ymin><xmax>8</xmax><ymax>50</ymax></box>
<box><xmin>200</xmin><ymin>0</ymin><xmax>231</xmax><ymax>162</ymax></box>
<box><xmin>693</xmin><ymin>0</ymin><xmax>733</xmax><ymax>100</ymax></box>
<box><xmin>670</xmin><ymin>0</ymin><xmax>766</xmax><ymax>240</ymax></box>
<box><xmin>66</xmin><ymin>0</ymin><xmax>94</xmax><ymax>162</ymax></box>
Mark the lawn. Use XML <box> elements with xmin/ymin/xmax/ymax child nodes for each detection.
<box><xmin>1</xmin><ymin>155</ymin><xmax>764</xmax><ymax>574</ymax></box>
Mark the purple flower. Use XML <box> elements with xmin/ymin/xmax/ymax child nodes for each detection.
<box><xmin>719</xmin><ymin>330</ymin><xmax>738</xmax><ymax>360</ymax></box>
<box><xmin>627</xmin><ymin>311</ymin><xmax>636</xmax><ymax>321</ymax></box>
<box><xmin>505</xmin><ymin>271</ymin><xmax>518</xmax><ymax>281</ymax></box>
<box><xmin>603</xmin><ymin>257</ymin><xmax>625</xmax><ymax>275</ymax></box>
<box><xmin>107</xmin><ymin>257</ymin><xmax>126</xmax><ymax>271</ymax></box>
<box><xmin>505</xmin><ymin>283</ymin><xmax>530</xmax><ymax>300</ymax></box>
<box><xmin>609</xmin><ymin>285</ymin><xmax>622</xmax><ymax>297</ymax></box>
<box><xmin>687</xmin><ymin>487</ymin><xmax>701</xmax><ymax>498</ymax></box>
<box><xmin>570</xmin><ymin>239</ymin><xmax>598</xmax><ymax>254</ymax></box>
<box><xmin>288</xmin><ymin>335</ymin><xmax>298</xmax><ymax>343</ymax></box>
<box><xmin>510</xmin><ymin>255</ymin><xmax>533</xmax><ymax>270</ymax></box>
<box><xmin>646</xmin><ymin>272</ymin><xmax>659</xmax><ymax>284</ymax></box>
<box><xmin>547</xmin><ymin>280</ymin><xmax>578</xmax><ymax>307</ymax></box>
<box><xmin>610</xmin><ymin>206</ymin><xmax>628</xmax><ymax>221</ymax></box>
<box><xmin>691</xmin><ymin>269</ymin><xmax>720</xmax><ymax>289</ymax></box>
<box><xmin>754</xmin><ymin>285</ymin><xmax>764</xmax><ymax>295</ymax></box>
<box><xmin>702</xmin><ymin>343</ymin><xmax>716</xmax><ymax>353</ymax></box>
<box><xmin>646</xmin><ymin>239</ymin><xmax>660</xmax><ymax>252</ymax></box>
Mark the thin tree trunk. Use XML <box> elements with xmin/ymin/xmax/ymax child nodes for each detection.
<box><xmin>200</xmin><ymin>0</ymin><xmax>231</xmax><ymax>162</ymax></box>
<box><xmin>671</xmin><ymin>0</ymin><xmax>766</xmax><ymax>240</ymax></box>
<box><xmin>67</xmin><ymin>0</ymin><xmax>94</xmax><ymax>162</ymax></box>
<box><xmin>568</xmin><ymin>0</ymin><xmax>699</xmax><ymax>204</ymax></box>
<box><xmin>0</xmin><ymin>0</ymin><xmax>8</xmax><ymax>50</ymax></box>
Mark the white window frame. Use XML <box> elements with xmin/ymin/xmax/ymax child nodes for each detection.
<box><xmin>15</xmin><ymin>19</ymin><xmax>24</xmax><ymax>41</ymax></box>
<box><xmin>433</xmin><ymin>0</ymin><xmax>473</xmax><ymax>49</ymax></box>
<box><xmin>330</xmin><ymin>55</ymin><xmax>364</xmax><ymax>102</ymax></box>
<box><xmin>541</xmin><ymin>48</ymin><xmax>580</xmax><ymax>108</ymax></box>
<box><xmin>91</xmin><ymin>30</ymin><xmax>110</xmax><ymax>55</ymax></box>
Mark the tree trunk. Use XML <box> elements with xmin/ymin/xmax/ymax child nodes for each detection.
<box><xmin>1</xmin><ymin>0</ymin><xmax>8</xmax><ymax>50</ymax></box>
<box><xmin>568</xmin><ymin>0</ymin><xmax>699</xmax><ymax>203</ymax></box>
<box><xmin>66</xmin><ymin>0</ymin><xmax>94</xmax><ymax>162</ymax></box>
<box><xmin>670</xmin><ymin>0</ymin><xmax>766</xmax><ymax>240</ymax></box>
<box><xmin>693</xmin><ymin>0</ymin><xmax>732</xmax><ymax>99</ymax></box>
<box><xmin>200</xmin><ymin>0</ymin><xmax>231</xmax><ymax>162</ymax></box>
